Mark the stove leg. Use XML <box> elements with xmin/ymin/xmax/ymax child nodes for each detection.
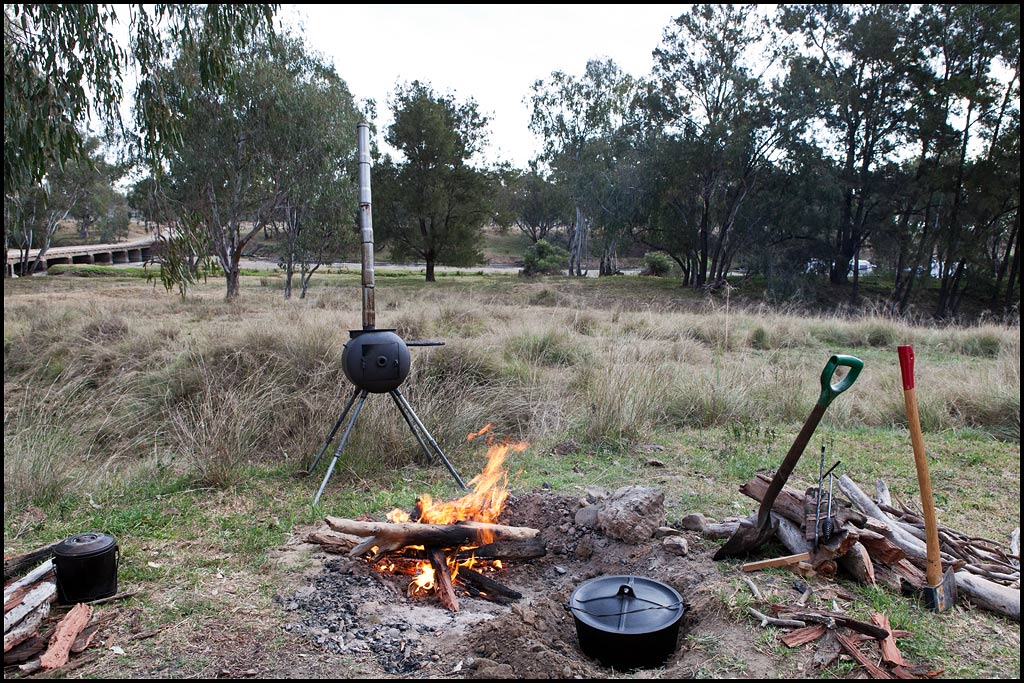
<box><xmin>392</xmin><ymin>388</ymin><xmax>469</xmax><ymax>491</ymax></box>
<box><xmin>307</xmin><ymin>386</ymin><xmax>362</xmax><ymax>474</ymax></box>
<box><xmin>313</xmin><ymin>389</ymin><xmax>369</xmax><ymax>506</ymax></box>
<box><xmin>389</xmin><ymin>390</ymin><xmax>437</xmax><ymax>466</ymax></box>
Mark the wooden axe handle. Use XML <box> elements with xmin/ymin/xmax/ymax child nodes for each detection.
<box><xmin>898</xmin><ymin>345</ymin><xmax>943</xmax><ymax>588</ymax></box>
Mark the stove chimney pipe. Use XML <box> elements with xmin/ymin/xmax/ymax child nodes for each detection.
<box><xmin>357</xmin><ymin>122</ymin><xmax>375</xmax><ymax>329</ymax></box>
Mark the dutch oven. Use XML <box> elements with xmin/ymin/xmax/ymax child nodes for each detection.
<box><xmin>568</xmin><ymin>574</ymin><xmax>685</xmax><ymax>671</ymax></box>
<box><xmin>53</xmin><ymin>532</ymin><xmax>118</xmax><ymax>604</ymax></box>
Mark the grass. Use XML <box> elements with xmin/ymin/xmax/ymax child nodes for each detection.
<box><xmin>3</xmin><ymin>268</ymin><xmax>1020</xmax><ymax>678</ymax></box>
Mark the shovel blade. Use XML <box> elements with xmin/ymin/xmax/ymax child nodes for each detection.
<box><xmin>713</xmin><ymin>519</ymin><xmax>772</xmax><ymax>560</ymax></box>
<box><xmin>922</xmin><ymin>567</ymin><xmax>958</xmax><ymax>613</ymax></box>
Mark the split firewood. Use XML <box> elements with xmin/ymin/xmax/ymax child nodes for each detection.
<box><xmin>780</xmin><ymin>623</ymin><xmax>827</xmax><ymax>647</ymax></box>
<box><xmin>39</xmin><ymin>602</ymin><xmax>92</xmax><ymax>670</ymax></box>
<box><xmin>871</xmin><ymin>613</ymin><xmax>907</xmax><ymax>667</ymax></box>
<box><xmin>837</xmin><ymin>542</ymin><xmax>876</xmax><ymax>586</ymax></box>
<box><xmin>3</xmin><ymin>560</ymin><xmax>54</xmax><ymax>604</ymax></box>
<box><xmin>71</xmin><ymin>612</ymin><xmax>116</xmax><ymax>654</ymax></box>
<box><xmin>426</xmin><ymin>548</ymin><xmax>458</xmax><ymax>613</ymax></box>
<box><xmin>742</xmin><ymin>553</ymin><xmax>811</xmax><ymax>572</ymax></box>
<box><xmin>835</xmin><ymin>630</ymin><xmax>894</xmax><ymax>679</ymax></box>
<box><xmin>858</xmin><ymin>525</ymin><xmax>907</xmax><ymax>564</ymax></box>
<box><xmin>4</xmin><ymin>601</ymin><xmax>50</xmax><ymax>654</ymax></box>
<box><xmin>325</xmin><ymin>518</ymin><xmax>539</xmax><ymax>558</ymax></box>
<box><xmin>3</xmin><ymin>542</ymin><xmax>60</xmax><ymax>583</ymax></box>
<box><xmin>4</xmin><ymin>630</ymin><xmax>49</xmax><ymax>665</ymax></box>
<box><xmin>4</xmin><ymin>581</ymin><xmax>56</xmax><ymax>634</ymax></box>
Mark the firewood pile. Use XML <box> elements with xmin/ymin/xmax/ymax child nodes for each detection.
<box><xmin>308</xmin><ymin>516</ymin><xmax>546</xmax><ymax>612</ymax></box>
<box><xmin>696</xmin><ymin>473</ymin><xmax>1020</xmax><ymax>622</ymax></box>
<box><xmin>3</xmin><ymin>550</ymin><xmax>114</xmax><ymax>675</ymax></box>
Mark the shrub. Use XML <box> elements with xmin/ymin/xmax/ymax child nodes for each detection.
<box><xmin>521</xmin><ymin>240</ymin><xmax>568</xmax><ymax>276</ymax></box>
<box><xmin>641</xmin><ymin>251</ymin><xmax>673</xmax><ymax>277</ymax></box>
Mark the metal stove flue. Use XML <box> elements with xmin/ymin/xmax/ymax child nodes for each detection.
<box><xmin>307</xmin><ymin>123</ymin><xmax>468</xmax><ymax>504</ymax></box>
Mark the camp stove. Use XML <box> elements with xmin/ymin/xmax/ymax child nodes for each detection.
<box><xmin>307</xmin><ymin>122</ymin><xmax>468</xmax><ymax>504</ymax></box>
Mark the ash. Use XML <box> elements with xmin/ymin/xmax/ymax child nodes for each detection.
<box><xmin>276</xmin><ymin>491</ymin><xmax>721</xmax><ymax>679</ymax></box>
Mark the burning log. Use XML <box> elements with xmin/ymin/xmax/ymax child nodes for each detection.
<box><xmin>325</xmin><ymin>517</ymin><xmax>540</xmax><ymax>558</ymax></box>
<box><xmin>455</xmin><ymin>566</ymin><xmax>522</xmax><ymax>604</ymax></box>
<box><xmin>426</xmin><ymin>548</ymin><xmax>459</xmax><ymax>612</ymax></box>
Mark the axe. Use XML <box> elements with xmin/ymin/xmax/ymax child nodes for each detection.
<box><xmin>898</xmin><ymin>345</ymin><xmax>957</xmax><ymax>612</ymax></box>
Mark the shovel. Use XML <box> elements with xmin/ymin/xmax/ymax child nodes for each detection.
<box><xmin>898</xmin><ymin>345</ymin><xmax>957</xmax><ymax>612</ymax></box>
<box><xmin>714</xmin><ymin>354</ymin><xmax>863</xmax><ymax>560</ymax></box>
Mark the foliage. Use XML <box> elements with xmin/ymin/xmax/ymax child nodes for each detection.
<box><xmin>641</xmin><ymin>251</ymin><xmax>674</xmax><ymax>277</ymax></box>
<box><xmin>522</xmin><ymin>239</ymin><xmax>570</xmax><ymax>276</ymax></box>
<box><xmin>374</xmin><ymin>81</ymin><xmax>496</xmax><ymax>282</ymax></box>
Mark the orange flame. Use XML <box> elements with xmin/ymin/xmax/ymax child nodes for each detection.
<box><xmin>381</xmin><ymin>425</ymin><xmax>528</xmax><ymax>598</ymax></box>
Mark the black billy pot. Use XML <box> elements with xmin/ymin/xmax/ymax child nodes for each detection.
<box><xmin>568</xmin><ymin>575</ymin><xmax>685</xmax><ymax>671</ymax></box>
<box><xmin>53</xmin><ymin>532</ymin><xmax>119</xmax><ymax>604</ymax></box>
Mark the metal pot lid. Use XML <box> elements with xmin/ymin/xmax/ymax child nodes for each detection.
<box><xmin>569</xmin><ymin>575</ymin><xmax>684</xmax><ymax>634</ymax></box>
<box><xmin>54</xmin><ymin>532</ymin><xmax>116</xmax><ymax>558</ymax></box>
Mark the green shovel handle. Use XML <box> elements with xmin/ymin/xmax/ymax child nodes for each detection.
<box><xmin>817</xmin><ymin>354</ymin><xmax>864</xmax><ymax>407</ymax></box>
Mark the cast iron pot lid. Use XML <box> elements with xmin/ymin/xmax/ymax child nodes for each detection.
<box><xmin>54</xmin><ymin>532</ymin><xmax>116</xmax><ymax>559</ymax></box>
<box><xmin>569</xmin><ymin>575</ymin><xmax>684</xmax><ymax>633</ymax></box>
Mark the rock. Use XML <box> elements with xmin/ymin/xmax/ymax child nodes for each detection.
<box><xmin>680</xmin><ymin>513</ymin><xmax>708</xmax><ymax>531</ymax></box>
<box><xmin>574</xmin><ymin>505</ymin><xmax>600</xmax><ymax>529</ymax></box>
<box><xmin>476</xmin><ymin>662</ymin><xmax>516</xmax><ymax>679</ymax></box>
<box><xmin>574</xmin><ymin>535</ymin><xmax>594</xmax><ymax>560</ymax></box>
<box><xmin>596</xmin><ymin>486</ymin><xmax>665</xmax><ymax>544</ymax></box>
<box><xmin>662</xmin><ymin>536</ymin><xmax>689</xmax><ymax>556</ymax></box>
<box><xmin>654</xmin><ymin>526</ymin><xmax>683</xmax><ymax>539</ymax></box>
<box><xmin>584</xmin><ymin>486</ymin><xmax>610</xmax><ymax>503</ymax></box>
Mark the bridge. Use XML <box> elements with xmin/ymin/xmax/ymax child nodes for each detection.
<box><xmin>6</xmin><ymin>235</ymin><xmax>158</xmax><ymax>277</ymax></box>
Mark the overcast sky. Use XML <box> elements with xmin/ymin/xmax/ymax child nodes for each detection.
<box><xmin>281</xmin><ymin>4</ymin><xmax>690</xmax><ymax>167</ymax></box>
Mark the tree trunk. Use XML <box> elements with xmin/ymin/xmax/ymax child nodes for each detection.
<box><xmin>283</xmin><ymin>257</ymin><xmax>294</xmax><ymax>300</ymax></box>
<box><xmin>425</xmin><ymin>257</ymin><xmax>436</xmax><ymax>283</ymax></box>
<box><xmin>225</xmin><ymin>267</ymin><xmax>240</xmax><ymax>300</ymax></box>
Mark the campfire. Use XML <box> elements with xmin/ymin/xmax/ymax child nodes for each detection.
<box><xmin>309</xmin><ymin>424</ymin><xmax>545</xmax><ymax>611</ymax></box>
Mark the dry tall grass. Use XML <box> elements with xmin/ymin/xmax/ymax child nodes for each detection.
<box><xmin>3</xmin><ymin>276</ymin><xmax>1019</xmax><ymax>513</ymax></box>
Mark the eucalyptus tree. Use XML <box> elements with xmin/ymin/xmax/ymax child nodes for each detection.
<box><xmin>3</xmin><ymin>4</ymin><xmax>277</xmax><ymax>278</ymax></box>
<box><xmin>650</xmin><ymin>4</ymin><xmax>791</xmax><ymax>288</ymax></box>
<box><xmin>529</xmin><ymin>59</ymin><xmax>636</xmax><ymax>276</ymax></box>
<box><xmin>266</xmin><ymin>35</ymin><xmax>362</xmax><ymax>299</ymax></box>
<box><xmin>779</xmin><ymin>4</ymin><xmax>917</xmax><ymax>295</ymax></box>
<box><xmin>374</xmin><ymin>81</ymin><xmax>495</xmax><ymax>282</ymax></box>
<box><xmin>507</xmin><ymin>163</ymin><xmax>573</xmax><ymax>245</ymax></box>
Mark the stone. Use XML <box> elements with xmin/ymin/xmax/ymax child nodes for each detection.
<box><xmin>680</xmin><ymin>513</ymin><xmax>709</xmax><ymax>531</ymax></box>
<box><xmin>654</xmin><ymin>526</ymin><xmax>683</xmax><ymax>539</ymax></box>
<box><xmin>574</xmin><ymin>505</ymin><xmax>600</xmax><ymax>529</ymax></box>
<box><xmin>596</xmin><ymin>486</ymin><xmax>665</xmax><ymax>544</ymax></box>
<box><xmin>584</xmin><ymin>485</ymin><xmax>610</xmax><ymax>503</ymax></box>
<box><xmin>662</xmin><ymin>535</ymin><xmax>689</xmax><ymax>556</ymax></box>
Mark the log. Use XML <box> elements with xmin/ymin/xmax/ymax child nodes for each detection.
<box><xmin>871</xmin><ymin>613</ymin><xmax>907</xmax><ymax>667</ymax></box>
<box><xmin>1011</xmin><ymin>528</ymin><xmax>1019</xmax><ymax>569</ymax></box>
<box><xmin>858</xmin><ymin>526</ymin><xmax>907</xmax><ymax>564</ymax></box>
<box><xmin>955</xmin><ymin>571</ymin><xmax>1019</xmax><ymax>622</ymax></box>
<box><xmin>3</xmin><ymin>601</ymin><xmax>50</xmax><ymax>654</ymax></box>
<box><xmin>459</xmin><ymin>538</ymin><xmax>547</xmax><ymax>562</ymax></box>
<box><xmin>325</xmin><ymin>518</ymin><xmax>539</xmax><ymax>557</ymax></box>
<box><xmin>40</xmin><ymin>602</ymin><xmax>92</xmax><ymax>670</ymax></box>
<box><xmin>306</xmin><ymin>529</ymin><xmax>362</xmax><ymax>554</ymax></box>
<box><xmin>426</xmin><ymin>548</ymin><xmax>458</xmax><ymax>613</ymax></box>
<box><xmin>838</xmin><ymin>542</ymin><xmax>876</xmax><ymax>586</ymax></box>
<box><xmin>455</xmin><ymin>566</ymin><xmax>521</xmax><ymax>604</ymax></box>
<box><xmin>4</xmin><ymin>581</ymin><xmax>56</xmax><ymax>634</ymax></box>
<box><xmin>875</xmin><ymin>480</ymin><xmax>893</xmax><ymax>508</ymax></box>
<box><xmin>702</xmin><ymin>522</ymin><xmax>740</xmax><ymax>540</ymax></box>
<box><xmin>3</xmin><ymin>560</ymin><xmax>54</xmax><ymax>604</ymax></box>
<box><xmin>739</xmin><ymin>475</ymin><xmax>808</xmax><ymax>527</ymax></box>
<box><xmin>835</xmin><ymin>631</ymin><xmax>894</xmax><ymax>679</ymax></box>
<box><xmin>3</xmin><ymin>542</ymin><xmax>60</xmax><ymax>583</ymax></box>
<box><xmin>774</xmin><ymin>514</ymin><xmax>811</xmax><ymax>555</ymax></box>
<box><xmin>4</xmin><ymin>632</ymin><xmax>48</xmax><ymax>665</ymax></box>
